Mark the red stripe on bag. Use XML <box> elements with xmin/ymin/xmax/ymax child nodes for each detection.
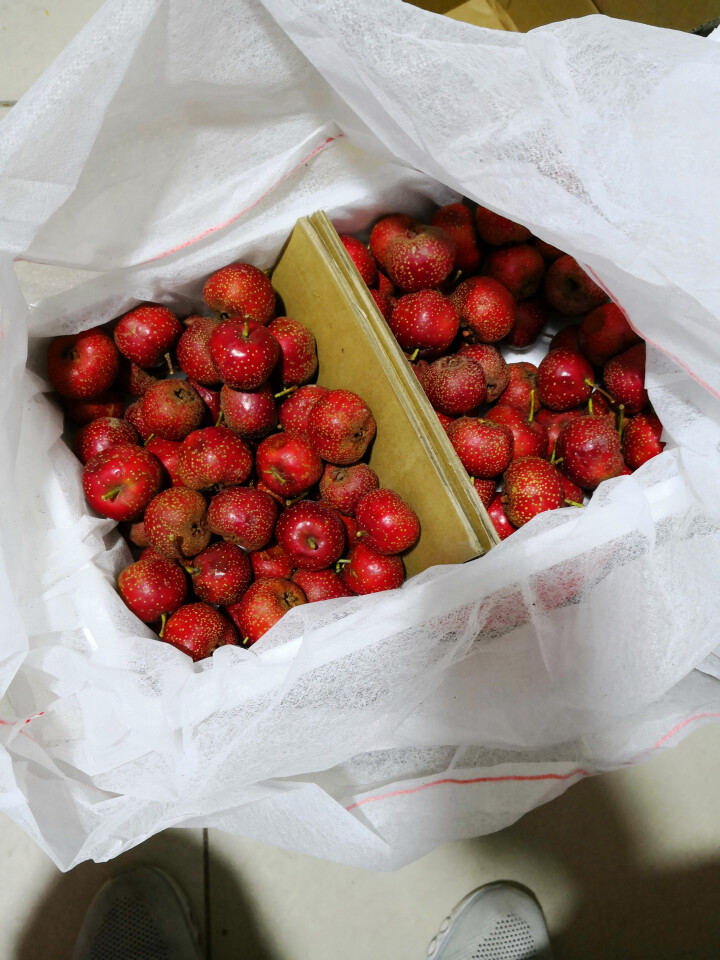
<box><xmin>143</xmin><ymin>135</ymin><xmax>339</xmax><ymax>262</ymax></box>
<box><xmin>345</xmin><ymin>710</ymin><xmax>720</xmax><ymax>813</ymax></box>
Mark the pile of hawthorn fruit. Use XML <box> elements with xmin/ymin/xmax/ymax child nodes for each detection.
<box><xmin>47</xmin><ymin>265</ymin><xmax>420</xmax><ymax>661</ymax></box>
<box><xmin>339</xmin><ymin>202</ymin><xmax>664</xmax><ymax>540</ymax></box>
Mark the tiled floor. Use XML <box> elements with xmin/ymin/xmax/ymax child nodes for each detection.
<box><xmin>3</xmin><ymin>3</ymin><xmax>720</xmax><ymax>959</ymax></box>
<box><xmin>0</xmin><ymin>722</ymin><xmax>718</xmax><ymax>958</ymax></box>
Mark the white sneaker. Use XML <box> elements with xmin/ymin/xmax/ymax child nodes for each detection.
<box><xmin>72</xmin><ymin>866</ymin><xmax>202</xmax><ymax>960</ymax></box>
<box><xmin>427</xmin><ymin>882</ymin><xmax>553</xmax><ymax>960</ymax></box>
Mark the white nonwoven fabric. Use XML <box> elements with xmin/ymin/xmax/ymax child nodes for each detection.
<box><xmin>0</xmin><ymin>0</ymin><xmax>719</xmax><ymax>870</ymax></box>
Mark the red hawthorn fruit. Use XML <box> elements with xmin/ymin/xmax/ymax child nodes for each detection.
<box><xmin>143</xmin><ymin>487</ymin><xmax>211</xmax><ymax>559</ymax></box>
<box><xmin>339</xmin><ymin>234</ymin><xmax>378</xmax><ymax>287</ymax></box>
<box><xmin>117</xmin><ymin>556</ymin><xmax>186</xmax><ymax>624</ymax></box>
<box><xmin>621</xmin><ymin>412</ymin><xmax>665</xmax><ymax>470</ymax></box>
<box><xmin>207</xmin><ymin>486</ymin><xmax>278</xmax><ymax>551</ymax></box>
<box><xmin>319</xmin><ymin>462</ymin><xmax>379</xmax><ymax>516</ymax></box>
<box><xmin>355</xmin><ymin>488</ymin><xmax>420</xmax><ymax>555</ymax></box>
<box><xmin>250</xmin><ymin>543</ymin><xmax>296</xmax><ymax>580</ymax></box>
<box><xmin>187</xmin><ymin>541</ymin><xmax>252</xmax><ymax>606</ymax></box>
<box><xmin>474</xmin><ymin>206</ymin><xmax>531</xmax><ymax>246</ymax></box>
<box><xmin>487</xmin><ymin>493</ymin><xmax>516</xmax><ymax>540</ymax></box>
<box><xmin>82</xmin><ymin>444</ymin><xmax>162</xmax><ymax>522</ymax></box>
<box><xmin>47</xmin><ymin>329</ymin><xmax>119</xmax><ymax>400</ymax></box>
<box><xmin>208</xmin><ymin>318</ymin><xmax>280</xmax><ymax>390</ymax></box>
<box><xmin>431</xmin><ymin>202</ymin><xmax>482</xmax><ymax>275</ymax></box>
<box><xmin>340</xmin><ymin>542</ymin><xmax>405</xmax><ymax>595</ymax></box>
<box><xmin>203</xmin><ymin>262</ymin><xmax>276</xmax><ymax>324</ymax></box>
<box><xmin>225</xmin><ymin>578</ymin><xmax>306</xmax><ymax>645</ymax></box>
<box><xmin>458</xmin><ymin>342</ymin><xmax>509</xmax><ymax>402</ymax></box>
<box><xmin>267</xmin><ymin>316</ymin><xmax>318</xmax><ymax>386</ymax></box>
<box><xmin>163</xmin><ymin>603</ymin><xmax>238</xmax><ymax>661</ymax></box>
<box><xmin>389</xmin><ymin>290</ymin><xmax>459</xmax><ymax>355</ymax></box>
<box><xmin>369</xmin><ymin>213</ymin><xmax>416</xmax><ymax>271</ymax></box>
<box><xmin>424</xmin><ymin>355</ymin><xmax>487</xmax><ymax>415</ymax></box>
<box><xmin>255</xmin><ymin>432</ymin><xmax>323</xmax><ymax>498</ymax></box>
<box><xmin>275</xmin><ymin>501</ymin><xmax>346</xmax><ymax>571</ymax></box>
<box><xmin>176</xmin><ymin>316</ymin><xmax>221</xmax><ymax>384</ymax></box>
<box><xmin>65</xmin><ymin>393</ymin><xmax>125</xmax><ymax>424</ymax></box>
<box><xmin>141</xmin><ymin>379</ymin><xmax>205</xmax><ymax>441</ymax></box>
<box><xmin>537</xmin><ymin>349</ymin><xmax>594</xmax><ymax>412</ymax></box>
<box><xmin>176</xmin><ymin>426</ymin><xmax>253</xmax><ymax>490</ymax></box>
<box><xmin>447</xmin><ymin>418</ymin><xmax>514</xmax><ymax>478</ymax></box>
<box><xmin>74</xmin><ymin>416</ymin><xmax>139</xmax><ymax>464</ymax></box>
<box><xmin>384</xmin><ymin>225</ymin><xmax>455</xmax><ymax>293</ymax></box>
<box><xmin>544</xmin><ymin>255</ymin><xmax>607</xmax><ymax>316</ymax></box>
<box><xmin>114</xmin><ymin>304</ymin><xmax>182</xmax><ymax>368</ymax></box>
<box><xmin>451</xmin><ymin>276</ymin><xmax>515</xmax><ymax>343</ymax></box>
<box><xmin>220</xmin><ymin>383</ymin><xmax>277</xmax><ymax>439</ymax></box>
<box><xmin>485</xmin><ymin>244</ymin><xmax>545</xmax><ymax>301</ymax></box>
<box><xmin>501</xmin><ymin>457</ymin><xmax>565</xmax><ymax>527</ymax></box>
<box><xmin>292</xmin><ymin>568</ymin><xmax>353</xmax><ymax>602</ymax></box>
<box><xmin>307</xmin><ymin>389</ymin><xmax>376</xmax><ymax>466</ymax></box>
<box><xmin>278</xmin><ymin>384</ymin><xmax>329</xmax><ymax>437</ymax></box>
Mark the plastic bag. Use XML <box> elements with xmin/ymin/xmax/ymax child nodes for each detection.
<box><xmin>1</xmin><ymin>0</ymin><xmax>720</xmax><ymax>871</ymax></box>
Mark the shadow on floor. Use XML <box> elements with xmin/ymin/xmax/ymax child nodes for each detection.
<box><xmin>471</xmin><ymin>772</ymin><xmax>720</xmax><ymax>959</ymax></box>
<box><xmin>13</xmin><ymin>828</ymin><xmax>277</xmax><ymax>960</ymax></box>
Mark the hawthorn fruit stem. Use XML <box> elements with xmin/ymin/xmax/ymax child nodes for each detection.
<box><xmin>159</xmin><ymin>613</ymin><xmax>167</xmax><ymax>638</ymax></box>
<box><xmin>144</xmin><ymin>434</ymin><xmax>155</xmax><ymax>445</ymax></box>
<box><xmin>101</xmin><ymin>487</ymin><xmax>121</xmax><ymax>501</ymax></box>
<box><xmin>528</xmin><ymin>389</ymin><xmax>536</xmax><ymax>423</ymax></box>
<box><xmin>565</xmin><ymin>499</ymin><xmax>585</xmax><ymax>507</ymax></box>
<box><xmin>165</xmin><ymin>352</ymin><xmax>174</xmax><ymax>375</ymax></box>
<box><xmin>215</xmin><ymin>411</ymin><xmax>224</xmax><ymax>427</ymax></box>
<box><xmin>617</xmin><ymin>403</ymin><xmax>626</xmax><ymax>438</ymax></box>
<box><xmin>410</xmin><ymin>348</ymin><xmax>420</xmax><ymax>362</ymax></box>
<box><xmin>242</xmin><ymin>636</ymin><xmax>250</xmax><ymax>647</ymax></box>
<box><xmin>274</xmin><ymin>386</ymin><xmax>296</xmax><ymax>399</ymax></box>
<box><xmin>243</xmin><ymin>322</ymin><xmax>249</xmax><ymax>338</ymax></box>
<box><xmin>585</xmin><ymin>379</ymin><xmax>615</xmax><ymax>404</ymax></box>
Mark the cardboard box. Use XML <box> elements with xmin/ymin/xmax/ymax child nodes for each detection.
<box><xmin>271</xmin><ymin>215</ymin><xmax>497</xmax><ymax>577</ymax></box>
<box><xmin>414</xmin><ymin>0</ymin><xmax>716</xmax><ymax>33</ymax></box>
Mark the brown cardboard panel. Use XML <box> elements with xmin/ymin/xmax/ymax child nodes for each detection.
<box><xmin>410</xmin><ymin>0</ymin><xmax>466</xmax><ymax>12</ymax></box>
<box><xmin>491</xmin><ymin>0</ymin><xmax>598</xmax><ymax>30</ymax></box>
<box><xmin>594</xmin><ymin>0</ymin><xmax>718</xmax><ymax>31</ymax></box>
<box><xmin>309</xmin><ymin>212</ymin><xmax>498</xmax><ymax>555</ymax></box>
<box><xmin>445</xmin><ymin>0</ymin><xmax>511</xmax><ymax>30</ymax></box>
<box><xmin>272</xmin><ymin>220</ymin><xmax>490</xmax><ymax>577</ymax></box>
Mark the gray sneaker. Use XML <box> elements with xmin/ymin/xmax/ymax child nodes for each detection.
<box><xmin>427</xmin><ymin>882</ymin><xmax>553</xmax><ymax>960</ymax></box>
<box><xmin>72</xmin><ymin>866</ymin><xmax>202</xmax><ymax>960</ymax></box>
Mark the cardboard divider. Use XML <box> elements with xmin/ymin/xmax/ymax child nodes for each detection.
<box><xmin>271</xmin><ymin>217</ymin><xmax>496</xmax><ymax>578</ymax></box>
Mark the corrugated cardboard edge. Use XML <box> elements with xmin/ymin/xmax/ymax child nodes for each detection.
<box><xmin>271</xmin><ymin>219</ymin><xmax>493</xmax><ymax>577</ymax></box>
<box><xmin>309</xmin><ymin>212</ymin><xmax>499</xmax><ymax>552</ymax></box>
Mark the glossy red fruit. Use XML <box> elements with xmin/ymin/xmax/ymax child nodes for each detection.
<box><xmin>558</xmin><ymin>472</ymin><xmax>585</xmax><ymax>506</ymax></box>
<box><xmin>208</xmin><ymin>318</ymin><xmax>280</xmax><ymax>390</ymax></box>
<box><xmin>389</xmin><ymin>290</ymin><xmax>459</xmax><ymax>355</ymax></box>
<box><xmin>163</xmin><ymin>603</ymin><xmax>237</xmax><ymax>661</ymax></box>
<box><xmin>144</xmin><ymin>487</ymin><xmax>211</xmax><ymax>560</ymax></box>
<box><xmin>267</xmin><ymin>317</ymin><xmax>318</xmax><ymax>386</ymax></box>
<box><xmin>340</xmin><ymin>543</ymin><xmax>405</xmax><ymax>595</ymax></box>
<box><xmin>385</xmin><ymin>225</ymin><xmax>455</xmax><ymax>293</ymax></box>
<box><xmin>255</xmin><ymin>433</ymin><xmax>323</xmax><ymax>498</ymax></box>
<box><xmin>557</xmin><ymin>417</ymin><xmax>624</xmax><ymax>490</ymax></box>
<box><xmin>447</xmin><ymin>418</ymin><xmax>514</xmax><ymax>478</ymax></box>
<box><xmin>307</xmin><ymin>389</ymin><xmax>376</xmax><ymax>465</ymax></box>
<box><xmin>226</xmin><ymin>578</ymin><xmax>306</xmax><ymax>645</ymax></box>
<box><xmin>376</xmin><ymin>272</ymin><xmax>395</xmax><ymax>297</ymax></box>
<box><xmin>487</xmin><ymin>493</ymin><xmax>516</xmax><ymax>540</ymax></box>
<box><xmin>474</xmin><ymin>206</ymin><xmax>530</xmax><ymax>246</ymax></box>
<box><xmin>203</xmin><ymin>263</ymin><xmax>275</xmax><ymax>324</ymax></box>
<box><xmin>124</xmin><ymin>400</ymin><xmax>154</xmax><ymax>440</ymax></box>
<box><xmin>187</xmin><ymin>542</ymin><xmax>252</xmax><ymax>605</ymax></box>
<box><xmin>176</xmin><ymin>426</ymin><xmax>253</xmax><ymax>490</ymax></box>
<box><xmin>114</xmin><ymin>305</ymin><xmax>181</xmax><ymax>368</ymax></box>
<box><xmin>188</xmin><ymin>380</ymin><xmax>221</xmax><ymax>423</ymax></box>
<box><xmin>208</xmin><ymin>486</ymin><xmax>278</xmax><ymax>551</ymax></box>
<box><xmin>578</xmin><ymin>303</ymin><xmax>641</xmax><ymax>367</ymax></box>
<box><xmin>549</xmin><ymin>324</ymin><xmax>582</xmax><ymax>353</ymax></box>
<box><xmin>145</xmin><ymin>437</ymin><xmax>184</xmax><ymax>486</ymax></box>
<box><xmin>603</xmin><ymin>344</ymin><xmax>648</xmax><ymax>415</ymax></box>
<box><xmin>355</xmin><ymin>488</ymin><xmax>420</xmax><ymax>555</ymax></box>
<box><xmin>118</xmin><ymin>556</ymin><xmax>186</xmax><ymax>624</ymax></box>
<box><xmin>370</xmin><ymin>288</ymin><xmax>393</xmax><ymax>322</ymax></box>
<box><xmin>586</xmin><ymin>390</ymin><xmax>616</xmax><ymax>422</ymax></box>
<box><xmin>502</xmin><ymin>362</ymin><xmax>540</xmax><ymax>418</ymax></box>
<box><xmin>83</xmin><ymin>444</ymin><xmax>161</xmax><ymax>522</ymax></box>
<box><xmin>534</xmin><ymin>408</ymin><xmax>585</xmax><ymax>458</ymax></box>
<box><xmin>340</xmin><ymin>514</ymin><xmax>359</xmax><ymax>541</ymax></box>
<box><xmin>501</xmin><ymin>457</ymin><xmax>565</xmax><ymax>527</ymax></box>
<box><xmin>424</xmin><ymin>355</ymin><xmax>487</xmax><ymax>416</ymax></box>
<box><xmin>411</xmin><ymin>357</ymin><xmax>431</xmax><ymax>390</ymax></box>
<box><xmin>534</xmin><ymin>238</ymin><xmax>564</xmax><ymax>261</ymax></box>
<box><xmin>176</xmin><ymin>316</ymin><xmax>221</xmax><ymax>384</ymax></box>
<box><xmin>292</xmin><ymin>568</ymin><xmax>353</xmax><ymax>602</ymax></box>
<box><xmin>278</xmin><ymin>384</ymin><xmax>329</xmax><ymax>437</ymax></box>
<box><xmin>369</xmin><ymin>213</ymin><xmax>416</xmax><ymax>270</ymax></box>
<box><xmin>537</xmin><ymin>349</ymin><xmax>594</xmax><ymax>411</ymax></box>
<box><xmin>473</xmin><ymin>478</ymin><xmax>496</xmax><ymax>509</ymax></box>
<box><xmin>431</xmin><ymin>203</ymin><xmax>482</xmax><ymax>275</ymax></box>
<box><xmin>129</xmin><ymin>521</ymin><xmax>150</xmax><ymax>547</ymax></box>
<box><xmin>117</xmin><ymin>361</ymin><xmax>157</xmax><ymax>397</ymax></box>
<box><xmin>622</xmin><ymin>412</ymin><xmax>664</xmax><ymax>470</ymax></box>
<box><xmin>142</xmin><ymin>380</ymin><xmax>205</xmax><ymax>441</ymax></box>
<box><xmin>486</xmin><ymin>405</ymin><xmax>548</xmax><ymax>460</ymax></box>
<box><xmin>74</xmin><ymin>416</ymin><xmax>139</xmax><ymax>464</ymax></box>
<box><xmin>250</xmin><ymin>544</ymin><xmax>295</xmax><ymax>580</ymax></box>
<box><xmin>458</xmin><ymin>343</ymin><xmax>509</xmax><ymax>402</ymax></box>
<box><xmin>65</xmin><ymin>393</ymin><xmax>125</xmax><ymax>424</ymax></box>
<box><xmin>339</xmin><ymin>234</ymin><xmax>378</xmax><ymax>287</ymax></box>
<box><xmin>48</xmin><ymin>329</ymin><xmax>119</xmax><ymax>400</ymax></box>
<box><xmin>451</xmin><ymin>276</ymin><xmax>515</xmax><ymax>343</ymax></box>
<box><xmin>485</xmin><ymin>244</ymin><xmax>545</xmax><ymax>301</ymax></box>
<box><xmin>437</xmin><ymin>411</ymin><xmax>455</xmax><ymax>432</ymax></box>
<box><xmin>544</xmin><ymin>255</ymin><xmax>607</xmax><ymax>316</ymax></box>
<box><xmin>506</xmin><ymin>296</ymin><xmax>548</xmax><ymax>349</ymax></box>
<box><xmin>220</xmin><ymin>383</ymin><xmax>276</xmax><ymax>438</ymax></box>
<box><xmin>276</xmin><ymin>501</ymin><xmax>346</xmax><ymax>571</ymax></box>
<box><xmin>319</xmin><ymin>463</ymin><xmax>379</xmax><ymax>516</ymax></box>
